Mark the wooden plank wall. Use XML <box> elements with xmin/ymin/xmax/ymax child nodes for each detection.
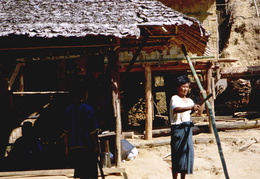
<box><xmin>159</xmin><ymin>0</ymin><xmax>219</xmax><ymax>58</ymax></box>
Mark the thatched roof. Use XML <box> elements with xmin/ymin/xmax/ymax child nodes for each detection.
<box><xmin>0</xmin><ymin>0</ymin><xmax>210</xmax><ymax>56</ymax></box>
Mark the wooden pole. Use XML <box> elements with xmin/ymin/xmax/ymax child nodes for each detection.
<box><xmin>253</xmin><ymin>0</ymin><xmax>259</xmax><ymax>17</ymax></box>
<box><xmin>19</xmin><ymin>72</ymin><xmax>24</xmax><ymax>93</ymax></box>
<box><xmin>8</xmin><ymin>63</ymin><xmax>24</xmax><ymax>91</ymax></box>
<box><xmin>181</xmin><ymin>45</ymin><xmax>230</xmax><ymax>179</ymax></box>
<box><xmin>125</xmin><ymin>36</ymin><xmax>149</xmax><ymax>74</ymax></box>
<box><xmin>115</xmin><ymin>99</ymin><xmax>122</xmax><ymax>167</ymax></box>
<box><xmin>206</xmin><ymin>62</ymin><xmax>214</xmax><ymax>133</ymax></box>
<box><xmin>108</xmin><ymin>38</ymin><xmax>122</xmax><ymax>167</ymax></box>
<box><xmin>144</xmin><ymin>65</ymin><xmax>153</xmax><ymax>140</ymax></box>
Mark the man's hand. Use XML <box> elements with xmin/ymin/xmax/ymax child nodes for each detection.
<box><xmin>192</xmin><ymin>104</ymin><xmax>200</xmax><ymax>111</ymax></box>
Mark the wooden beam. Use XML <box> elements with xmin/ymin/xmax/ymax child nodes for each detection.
<box><xmin>142</xmin><ymin>35</ymin><xmax>174</xmax><ymax>38</ymax></box>
<box><xmin>8</xmin><ymin>63</ymin><xmax>25</xmax><ymax>91</ymax></box>
<box><xmin>12</xmin><ymin>91</ymin><xmax>69</xmax><ymax>95</ymax></box>
<box><xmin>118</xmin><ymin>56</ymin><xmax>216</xmax><ymax>64</ymax></box>
<box><xmin>216</xmin><ymin>119</ymin><xmax>260</xmax><ymax>130</ymax></box>
<box><xmin>119</xmin><ymin>64</ymin><xmax>207</xmax><ymax>72</ymax></box>
<box><xmin>120</xmin><ymin>41</ymin><xmax>166</xmax><ymax>49</ymax></box>
<box><xmin>185</xmin><ymin>12</ymin><xmax>213</xmax><ymax>15</ymax></box>
<box><xmin>0</xmin><ymin>44</ymin><xmax>117</xmax><ymax>51</ymax></box>
<box><xmin>217</xmin><ymin>58</ymin><xmax>238</xmax><ymax>62</ymax></box>
<box><xmin>195</xmin><ymin>119</ymin><xmax>260</xmax><ymax>131</ymax></box>
<box><xmin>125</xmin><ymin>36</ymin><xmax>149</xmax><ymax>74</ymax></box>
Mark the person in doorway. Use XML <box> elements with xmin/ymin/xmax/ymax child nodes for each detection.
<box><xmin>64</xmin><ymin>81</ymin><xmax>100</xmax><ymax>179</ymax></box>
<box><xmin>169</xmin><ymin>75</ymin><xmax>200</xmax><ymax>179</ymax></box>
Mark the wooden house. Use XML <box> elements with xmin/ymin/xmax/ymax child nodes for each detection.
<box><xmin>0</xmin><ymin>0</ymin><xmax>212</xmax><ymax>171</ymax></box>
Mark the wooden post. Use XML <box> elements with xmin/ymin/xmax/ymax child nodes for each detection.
<box><xmin>206</xmin><ymin>62</ymin><xmax>214</xmax><ymax>133</ymax></box>
<box><xmin>19</xmin><ymin>71</ymin><xmax>24</xmax><ymax>93</ymax></box>
<box><xmin>253</xmin><ymin>0</ymin><xmax>259</xmax><ymax>17</ymax></box>
<box><xmin>101</xmin><ymin>139</ymin><xmax>111</xmax><ymax>168</ymax></box>
<box><xmin>107</xmin><ymin>38</ymin><xmax>122</xmax><ymax>167</ymax></box>
<box><xmin>197</xmin><ymin>97</ymin><xmax>205</xmax><ymax>116</ymax></box>
<box><xmin>115</xmin><ymin>99</ymin><xmax>122</xmax><ymax>166</ymax></box>
<box><xmin>144</xmin><ymin>65</ymin><xmax>153</xmax><ymax>140</ymax></box>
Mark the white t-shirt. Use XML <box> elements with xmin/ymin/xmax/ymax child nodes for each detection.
<box><xmin>169</xmin><ymin>95</ymin><xmax>195</xmax><ymax>125</ymax></box>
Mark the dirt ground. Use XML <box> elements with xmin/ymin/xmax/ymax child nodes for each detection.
<box><xmin>107</xmin><ymin>128</ymin><xmax>260</xmax><ymax>179</ymax></box>
<box><xmin>0</xmin><ymin>128</ymin><xmax>260</xmax><ymax>179</ymax></box>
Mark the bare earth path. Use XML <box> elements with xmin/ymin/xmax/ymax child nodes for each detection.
<box><xmin>1</xmin><ymin>129</ymin><xmax>260</xmax><ymax>179</ymax></box>
<box><xmin>115</xmin><ymin>128</ymin><xmax>260</xmax><ymax>179</ymax></box>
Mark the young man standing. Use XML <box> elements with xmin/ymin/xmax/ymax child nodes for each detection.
<box><xmin>169</xmin><ymin>75</ymin><xmax>200</xmax><ymax>179</ymax></box>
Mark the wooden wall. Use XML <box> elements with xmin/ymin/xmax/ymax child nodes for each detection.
<box><xmin>159</xmin><ymin>0</ymin><xmax>219</xmax><ymax>58</ymax></box>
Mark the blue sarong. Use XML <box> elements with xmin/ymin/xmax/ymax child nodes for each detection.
<box><xmin>171</xmin><ymin>121</ymin><xmax>194</xmax><ymax>174</ymax></box>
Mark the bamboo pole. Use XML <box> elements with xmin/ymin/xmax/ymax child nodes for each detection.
<box><xmin>181</xmin><ymin>45</ymin><xmax>230</xmax><ymax>179</ymax></box>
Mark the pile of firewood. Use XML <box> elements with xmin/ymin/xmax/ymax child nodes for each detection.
<box><xmin>128</xmin><ymin>98</ymin><xmax>146</xmax><ymax>126</ymax></box>
<box><xmin>226</xmin><ymin>78</ymin><xmax>251</xmax><ymax>111</ymax></box>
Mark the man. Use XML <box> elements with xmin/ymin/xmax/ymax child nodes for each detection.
<box><xmin>169</xmin><ymin>75</ymin><xmax>200</xmax><ymax>179</ymax></box>
<box><xmin>64</xmin><ymin>82</ymin><xmax>100</xmax><ymax>179</ymax></box>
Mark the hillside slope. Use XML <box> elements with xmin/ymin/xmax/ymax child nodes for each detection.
<box><xmin>220</xmin><ymin>0</ymin><xmax>260</xmax><ymax>70</ymax></box>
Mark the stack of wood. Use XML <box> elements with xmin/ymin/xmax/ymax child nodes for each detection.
<box><xmin>226</xmin><ymin>78</ymin><xmax>251</xmax><ymax>111</ymax></box>
<box><xmin>128</xmin><ymin>98</ymin><xmax>146</xmax><ymax>126</ymax></box>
